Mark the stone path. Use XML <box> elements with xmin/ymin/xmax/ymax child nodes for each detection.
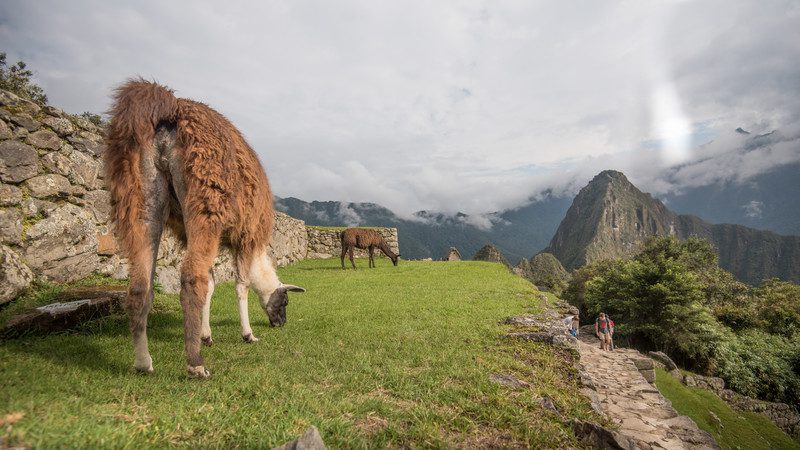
<box><xmin>576</xmin><ymin>334</ymin><xmax>720</xmax><ymax>449</ymax></box>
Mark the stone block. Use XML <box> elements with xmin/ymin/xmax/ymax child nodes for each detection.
<box><xmin>0</xmin><ymin>207</ymin><xmax>22</xmax><ymax>245</ymax></box>
<box><xmin>25</xmin><ymin>129</ymin><xmax>61</xmax><ymax>150</ymax></box>
<box><xmin>0</xmin><ymin>184</ymin><xmax>23</xmax><ymax>206</ymax></box>
<box><xmin>0</xmin><ymin>140</ymin><xmax>39</xmax><ymax>183</ymax></box>
<box><xmin>0</xmin><ymin>245</ymin><xmax>33</xmax><ymax>306</ymax></box>
<box><xmin>10</xmin><ymin>114</ymin><xmax>40</xmax><ymax>132</ymax></box>
<box><xmin>23</xmin><ymin>174</ymin><xmax>71</xmax><ymax>199</ymax></box>
<box><xmin>42</xmin><ymin>117</ymin><xmax>74</xmax><ymax>136</ymax></box>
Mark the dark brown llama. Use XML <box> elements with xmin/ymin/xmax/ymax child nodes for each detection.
<box><xmin>105</xmin><ymin>79</ymin><xmax>304</xmax><ymax>378</ymax></box>
<box><xmin>340</xmin><ymin>228</ymin><xmax>399</xmax><ymax>269</ymax></box>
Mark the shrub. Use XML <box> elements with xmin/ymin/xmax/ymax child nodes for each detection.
<box><xmin>0</xmin><ymin>52</ymin><xmax>48</xmax><ymax>105</ymax></box>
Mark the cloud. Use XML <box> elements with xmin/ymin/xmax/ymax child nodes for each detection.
<box><xmin>1</xmin><ymin>0</ymin><xmax>798</xmax><ymax>219</ymax></box>
<box><xmin>742</xmin><ymin>201</ymin><xmax>763</xmax><ymax>219</ymax></box>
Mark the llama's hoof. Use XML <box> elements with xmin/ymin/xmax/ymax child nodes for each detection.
<box><xmin>187</xmin><ymin>365</ymin><xmax>211</xmax><ymax>379</ymax></box>
<box><xmin>242</xmin><ymin>333</ymin><xmax>259</xmax><ymax>343</ymax></box>
<box><xmin>134</xmin><ymin>364</ymin><xmax>154</xmax><ymax>374</ymax></box>
<box><xmin>201</xmin><ymin>336</ymin><xmax>214</xmax><ymax>347</ymax></box>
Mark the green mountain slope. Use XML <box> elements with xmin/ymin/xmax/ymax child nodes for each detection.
<box><xmin>546</xmin><ymin>170</ymin><xmax>800</xmax><ymax>284</ymax></box>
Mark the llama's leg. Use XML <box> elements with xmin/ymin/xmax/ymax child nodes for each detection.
<box><xmin>368</xmin><ymin>246</ymin><xmax>375</xmax><ymax>268</ymax></box>
<box><xmin>127</xmin><ymin>161</ymin><xmax>169</xmax><ymax>374</ymax></box>
<box><xmin>341</xmin><ymin>244</ymin><xmax>347</xmax><ymax>269</ymax></box>
<box><xmin>349</xmin><ymin>247</ymin><xmax>356</xmax><ymax>269</ymax></box>
<box><xmin>236</xmin><ymin>281</ymin><xmax>259</xmax><ymax>343</ymax></box>
<box><xmin>180</xmin><ymin>223</ymin><xmax>221</xmax><ymax>379</ymax></box>
<box><xmin>200</xmin><ymin>269</ymin><xmax>215</xmax><ymax>347</ymax></box>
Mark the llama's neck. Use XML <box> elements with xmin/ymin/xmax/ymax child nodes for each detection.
<box><xmin>249</xmin><ymin>250</ymin><xmax>281</xmax><ymax>297</ymax></box>
<box><xmin>379</xmin><ymin>242</ymin><xmax>396</xmax><ymax>258</ymax></box>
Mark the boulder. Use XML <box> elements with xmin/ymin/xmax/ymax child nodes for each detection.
<box><xmin>68</xmin><ymin>134</ymin><xmax>104</xmax><ymax>156</ymax></box>
<box><xmin>23</xmin><ymin>174</ymin><xmax>72</xmax><ymax>199</ymax></box>
<box><xmin>2</xmin><ymin>286</ymin><xmax>126</xmax><ymax>337</ymax></box>
<box><xmin>42</xmin><ymin>117</ymin><xmax>74</xmax><ymax>137</ymax></box>
<box><xmin>0</xmin><ymin>184</ymin><xmax>23</xmax><ymax>206</ymax></box>
<box><xmin>23</xmin><ymin>203</ymin><xmax>99</xmax><ymax>282</ymax></box>
<box><xmin>25</xmin><ymin>129</ymin><xmax>61</xmax><ymax>150</ymax></box>
<box><xmin>0</xmin><ymin>119</ymin><xmax>12</xmax><ymax>139</ymax></box>
<box><xmin>571</xmin><ymin>420</ymin><xmax>635</xmax><ymax>450</ymax></box>
<box><xmin>489</xmin><ymin>373</ymin><xmax>530</xmax><ymax>390</ymax></box>
<box><xmin>272</xmin><ymin>426</ymin><xmax>327</xmax><ymax>450</ymax></box>
<box><xmin>632</xmin><ymin>358</ymin><xmax>654</xmax><ymax>370</ymax></box>
<box><xmin>0</xmin><ymin>207</ymin><xmax>23</xmax><ymax>245</ymax></box>
<box><xmin>42</xmin><ymin>105</ymin><xmax>65</xmax><ymax>118</ymax></box>
<box><xmin>42</xmin><ymin>148</ymin><xmax>100</xmax><ymax>189</ymax></box>
<box><xmin>0</xmin><ymin>140</ymin><xmax>39</xmax><ymax>183</ymax></box>
<box><xmin>16</xmin><ymin>98</ymin><xmax>41</xmax><ymax>116</ymax></box>
<box><xmin>84</xmin><ymin>190</ymin><xmax>111</xmax><ymax>223</ymax></box>
<box><xmin>648</xmin><ymin>351</ymin><xmax>678</xmax><ymax>371</ymax></box>
<box><xmin>0</xmin><ymin>89</ymin><xmax>20</xmax><ymax>106</ymax></box>
<box><xmin>9</xmin><ymin>114</ymin><xmax>40</xmax><ymax>132</ymax></box>
<box><xmin>0</xmin><ymin>245</ymin><xmax>33</xmax><ymax>306</ymax></box>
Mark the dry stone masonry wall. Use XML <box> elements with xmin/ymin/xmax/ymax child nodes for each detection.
<box><xmin>306</xmin><ymin>227</ymin><xmax>399</xmax><ymax>259</ymax></box>
<box><xmin>0</xmin><ymin>89</ymin><xmax>398</xmax><ymax>302</ymax></box>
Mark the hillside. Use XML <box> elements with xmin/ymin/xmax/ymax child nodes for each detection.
<box><xmin>0</xmin><ymin>260</ymin><xmax>600</xmax><ymax>448</ymax></box>
<box><xmin>546</xmin><ymin>170</ymin><xmax>800</xmax><ymax>284</ymax></box>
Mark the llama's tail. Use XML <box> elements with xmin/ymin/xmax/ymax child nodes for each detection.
<box><xmin>104</xmin><ymin>79</ymin><xmax>179</xmax><ymax>258</ymax></box>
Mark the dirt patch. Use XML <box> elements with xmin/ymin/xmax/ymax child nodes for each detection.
<box><xmin>355</xmin><ymin>412</ymin><xmax>389</xmax><ymax>435</ymax></box>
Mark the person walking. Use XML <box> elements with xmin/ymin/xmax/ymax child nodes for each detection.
<box><xmin>595</xmin><ymin>312</ymin><xmax>611</xmax><ymax>351</ymax></box>
<box><xmin>571</xmin><ymin>314</ymin><xmax>580</xmax><ymax>337</ymax></box>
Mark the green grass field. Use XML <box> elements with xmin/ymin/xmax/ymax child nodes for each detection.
<box><xmin>654</xmin><ymin>368</ymin><xmax>799</xmax><ymax>450</ymax></box>
<box><xmin>1</xmin><ymin>260</ymin><xmax>599</xmax><ymax>448</ymax></box>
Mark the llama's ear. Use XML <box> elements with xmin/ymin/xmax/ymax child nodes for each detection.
<box><xmin>279</xmin><ymin>284</ymin><xmax>305</xmax><ymax>293</ymax></box>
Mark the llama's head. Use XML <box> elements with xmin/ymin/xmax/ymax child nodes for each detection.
<box><xmin>390</xmin><ymin>253</ymin><xmax>400</xmax><ymax>266</ymax></box>
<box><xmin>261</xmin><ymin>284</ymin><xmax>305</xmax><ymax>327</ymax></box>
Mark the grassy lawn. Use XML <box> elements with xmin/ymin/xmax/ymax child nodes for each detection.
<box><xmin>654</xmin><ymin>368</ymin><xmax>799</xmax><ymax>450</ymax></box>
<box><xmin>1</xmin><ymin>259</ymin><xmax>598</xmax><ymax>448</ymax></box>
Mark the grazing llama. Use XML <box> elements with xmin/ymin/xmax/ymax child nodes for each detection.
<box><xmin>105</xmin><ymin>79</ymin><xmax>304</xmax><ymax>378</ymax></box>
<box><xmin>340</xmin><ymin>228</ymin><xmax>399</xmax><ymax>269</ymax></box>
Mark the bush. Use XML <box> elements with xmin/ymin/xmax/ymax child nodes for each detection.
<box><xmin>0</xmin><ymin>52</ymin><xmax>47</xmax><ymax>105</ymax></box>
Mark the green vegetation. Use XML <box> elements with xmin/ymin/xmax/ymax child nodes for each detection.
<box><xmin>0</xmin><ymin>260</ymin><xmax>599</xmax><ymax>448</ymax></box>
<box><xmin>565</xmin><ymin>236</ymin><xmax>800</xmax><ymax>407</ymax></box>
<box><xmin>0</xmin><ymin>52</ymin><xmax>47</xmax><ymax>105</ymax></box>
<box><xmin>654</xmin><ymin>368</ymin><xmax>799</xmax><ymax>450</ymax></box>
<box><xmin>520</xmin><ymin>252</ymin><xmax>570</xmax><ymax>296</ymax></box>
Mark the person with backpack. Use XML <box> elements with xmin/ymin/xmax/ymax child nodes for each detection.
<box><xmin>595</xmin><ymin>312</ymin><xmax>611</xmax><ymax>351</ymax></box>
<box><xmin>608</xmin><ymin>317</ymin><xmax>615</xmax><ymax>351</ymax></box>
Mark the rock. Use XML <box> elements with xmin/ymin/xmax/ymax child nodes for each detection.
<box><xmin>684</xmin><ymin>375</ymin><xmax>697</xmax><ymax>388</ymax></box>
<box><xmin>539</xmin><ymin>396</ymin><xmax>560</xmax><ymax>414</ymax></box>
<box><xmin>0</xmin><ymin>89</ymin><xmax>21</xmax><ymax>106</ymax></box>
<box><xmin>0</xmin><ymin>184</ymin><xmax>23</xmax><ymax>206</ymax></box>
<box><xmin>0</xmin><ymin>119</ymin><xmax>12</xmax><ymax>139</ymax></box>
<box><xmin>506</xmin><ymin>331</ymin><xmax>554</xmax><ymax>343</ymax></box>
<box><xmin>0</xmin><ymin>140</ymin><xmax>39</xmax><ymax>183</ymax></box>
<box><xmin>71</xmin><ymin>116</ymin><xmax>101</xmax><ymax>133</ymax></box>
<box><xmin>96</xmin><ymin>230</ymin><xmax>118</xmax><ymax>256</ymax></box>
<box><xmin>632</xmin><ymin>358</ymin><xmax>654</xmax><ymax>370</ymax></box>
<box><xmin>640</xmin><ymin>369</ymin><xmax>656</xmax><ymax>383</ymax></box>
<box><xmin>648</xmin><ymin>351</ymin><xmax>678</xmax><ymax>371</ymax></box>
<box><xmin>272</xmin><ymin>425</ymin><xmax>327</xmax><ymax>450</ymax></box>
<box><xmin>42</xmin><ymin>105</ymin><xmax>65</xmax><ymax>117</ymax></box>
<box><xmin>13</xmin><ymin>126</ymin><xmax>29</xmax><ymax>139</ymax></box>
<box><xmin>16</xmin><ymin>99</ymin><xmax>41</xmax><ymax>116</ymax></box>
<box><xmin>25</xmin><ymin>129</ymin><xmax>62</xmax><ymax>150</ymax></box>
<box><xmin>0</xmin><ymin>208</ymin><xmax>23</xmax><ymax>245</ymax></box>
<box><xmin>42</xmin><ymin>148</ymin><xmax>100</xmax><ymax>189</ymax></box>
<box><xmin>10</xmin><ymin>114</ymin><xmax>40</xmax><ymax>132</ymax></box>
<box><xmin>43</xmin><ymin>116</ymin><xmax>73</xmax><ymax>137</ymax></box>
<box><xmin>84</xmin><ymin>190</ymin><xmax>111</xmax><ymax>222</ymax></box>
<box><xmin>23</xmin><ymin>174</ymin><xmax>72</xmax><ymax>199</ymax></box>
<box><xmin>23</xmin><ymin>203</ymin><xmax>99</xmax><ymax>282</ymax></box>
<box><xmin>571</xmin><ymin>420</ymin><xmax>635</xmax><ymax>450</ymax></box>
<box><xmin>669</xmin><ymin>368</ymin><xmax>683</xmax><ymax>380</ymax></box>
<box><xmin>0</xmin><ymin>245</ymin><xmax>33</xmax><ymax>306</ymax></box>
<box><xmin>1</xmin><ymin>286</ymin><xmax>126</xmax><ymax>337</ymax></box>
<box><xmin>489</xmin><ymin>373</ymin><xmax>530</xmax><ymax>390</ymax></box>
<box><xmin>67</xmin><ymin>135</ymin><xmax>103</xmax><ymax>156</ymax></box>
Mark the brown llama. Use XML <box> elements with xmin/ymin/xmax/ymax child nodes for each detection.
<box><xmin>105</xmin><ymin>79</ymin><xmax>304</xmax><ymax>378</ymax></box>
<box><xmin>340</xmin><ymin>228</ymin><xmax>399</xmax><ymax>269</ymax></box>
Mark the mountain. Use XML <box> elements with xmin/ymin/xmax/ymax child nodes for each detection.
<box><xmin>275</xmin><ymin>195</ymin><xmax>571</xmax><ymax>263</ymax></box>
<box><xmin>545</xmin><ymin>170</ymin><xmax>800</xmax><ymax>284</ymax></box>
<box><xmin>472</xmin><ymin>244</ymin><xmax>511</xmax><ymax>267</ymax></box>
<box><xmin>662</xmin><ymin>162</ymin><xmax>800</xmax><ymax>236</ymax></box>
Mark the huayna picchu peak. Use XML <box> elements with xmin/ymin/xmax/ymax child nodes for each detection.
<box><xmin>546</xmin><ymin>170</ymin><xmax>800</xmax><ymax>284</ymax></box>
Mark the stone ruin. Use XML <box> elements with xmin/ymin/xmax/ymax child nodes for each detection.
<box><xmin>443</xmin><ymin>247</ymin><xmax>461</xmax><ymax>261</ymax></box>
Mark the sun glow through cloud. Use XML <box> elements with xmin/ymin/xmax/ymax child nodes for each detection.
<box><xmin>652</xmin><ymin>82</ymin><xmax>692</xmax><ymax>166</ymax></box>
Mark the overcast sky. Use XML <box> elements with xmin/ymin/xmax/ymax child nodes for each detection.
<box><xmin>2</xmin><ymin>0</ymin><xmax>798</xmax><ymax>218</ymax></box>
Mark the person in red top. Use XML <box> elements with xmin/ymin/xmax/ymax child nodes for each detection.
<box><xmin>595</xmin><ymin>312</ymin><xmax>611</xmax><ymax>351</ymax></box>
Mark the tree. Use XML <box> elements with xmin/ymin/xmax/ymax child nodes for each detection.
<box><xmin>0</xmin><ymin>52</ymin><xmax>48</xmax><ymax>105</ymax></box>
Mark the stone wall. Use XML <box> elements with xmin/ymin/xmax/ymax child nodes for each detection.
<box><xmin>0</xmin><ymin>89</ymin><xmax>308</xmax><ymax>299</ymax></box>
<box><xmin>306</xmin><ymin>227</ymin><xmax>399</xmax><ymax>259</ymax></box>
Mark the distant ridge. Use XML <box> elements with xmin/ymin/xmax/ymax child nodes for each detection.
<box><xmin>545</xmin><ymin>170</ymin><xmax>800</xmax><ymax>284</ymax></box>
